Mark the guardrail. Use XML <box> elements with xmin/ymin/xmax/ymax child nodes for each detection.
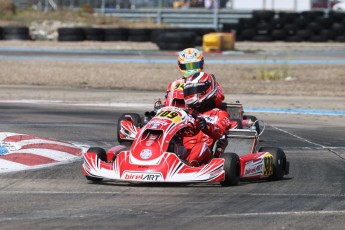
<box><xmin>96</xmin><ymin>8</ymin><xmax>253</xmax><ymax>30</ymax></box>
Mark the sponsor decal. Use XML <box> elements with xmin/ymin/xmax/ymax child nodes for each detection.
<box><xmin>244</xmin><ymin>164</ymin><xmax>263</xmax><ymax>176</ymax></box>
<box><xmin>140</xmin><ymin>149</ymin><xmax>152</xmax><ymax>159</ymax></box>
<box><xmin>123</xmin><ymin>171</ymin><xmax>162</xmax><ymax>181</ymax></box>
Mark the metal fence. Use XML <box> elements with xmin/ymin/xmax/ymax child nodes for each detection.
<box><xmin>97</xmin><ymin>8</ymin><xmax>252</xmax><ymax>30</ymax></box>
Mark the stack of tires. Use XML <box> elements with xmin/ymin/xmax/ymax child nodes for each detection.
<box><xmin>153</xmin><ymin>30</ymin><xmax>196</xmax><ymax>50</ymax></box>
<box><xmin>58</xmin><ymin>27</ymin><xmax>155</xmax><ymax>42</ymax></box>
<box><xmin>0</xmin><ymin>26</ymin><xmax>31</xmax><ymax>40</ymax></box>
<box><xmin>223</xmin><ymin>10</ymin><xmax>345</xmax><ymax>42</ymax></box>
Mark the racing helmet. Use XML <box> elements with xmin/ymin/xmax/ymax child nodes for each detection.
<box><xmin>177</xmin><ymin>48</ymin><xmax>204</xmax><ymax>78</ymax></box>
<box><xmin>183</xmin><ymin>72</ymin><xmax>218</xmax><ymax>109</ymax></box>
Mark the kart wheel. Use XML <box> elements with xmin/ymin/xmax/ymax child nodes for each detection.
<box><xmin>85</xmin><ymin>176</ymin><xmax>103</xmax><ymax>182</ymax></box>
<box><xmin>117</xmin><ymin>113</ymin><xmax>142</xmax><ymax>144</ymax></box>
<box><xmin>243</xmin><ymin>115</ymin><xmax>261</xmax><ymax>134</ymax></box>
<box><xmin>259</xmin><ymin>147</ymin><xmax>287</xmax><ymax>180</ymax></box>
<box><xmin>220</xmin><ymin>152</ymin><xmax>240</xmax><ymax>186</ymax></box>
<box><xmin>232</xmin><ymin>119</ymin><xmax>243</xmax><ymax>129</ymax></box>
<box><xmin>88</xmin><ymin>147</ymin><xmax>107</xmax><ymax>162</ymax></box>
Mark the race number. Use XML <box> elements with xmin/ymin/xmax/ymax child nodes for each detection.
<box><xmin>173</xmin><ymin>82</ymin><xmax>184</xmax><ymax>90</ymax></box>
<box><xmin>262</xmin><ymin>153</ymin><xmax>273</xmax><ymax>176</ymax></box>
<box><xmin>156</xmin><ymin>110</ymin><xmax>181</xmax><ymax>123</ymax></box>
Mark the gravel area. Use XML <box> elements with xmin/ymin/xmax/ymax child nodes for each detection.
<box><xmin>0</xmin><ymin>40</ymin><xmax>344</xmax><ymax>97</ymax></box>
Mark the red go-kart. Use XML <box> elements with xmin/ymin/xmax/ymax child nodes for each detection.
<box><xmin>83</xmin><ymin>106</ymin><xmax>289</xmax><ymax>186</ymax></box>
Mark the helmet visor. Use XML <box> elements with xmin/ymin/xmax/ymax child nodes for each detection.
<box><xmin>179</xmin><ymin>61</ymin><xmax>203</xmax><ymax>71</ymax></box>
<box><xmin>183</xmin><ymin>82</ymin><xmax>210</xmax><ymax>97</ymax></box>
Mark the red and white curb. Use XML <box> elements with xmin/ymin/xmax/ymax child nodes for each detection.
<box><xmin>0</xmin><ymin>132</ymin><xmax>88</xmax><ymax>173</ymax></box>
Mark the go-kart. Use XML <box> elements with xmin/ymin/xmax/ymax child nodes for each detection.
<box><xmin>83</xmin><ymin>106</ymin><xmax>289</xmax><ymax>186</ymax></box>
<box><xmin>117</xmin><ymin>86</ymin><xmax>264</xmax><ymax>145</ymax></box>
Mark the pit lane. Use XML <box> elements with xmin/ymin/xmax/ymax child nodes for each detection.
<box><xmin>0</xmin><ymin>99</ymin><xmax>344</xmax><ymax>229</ymax></box>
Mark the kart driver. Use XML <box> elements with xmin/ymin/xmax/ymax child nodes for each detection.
<box><xmin>181</xmin><ymin>72</ymin><xmax>231</xmax><ymax>167</ymax></box>
<box><xmin>164</xmin><ymin>48</ymin><xmax>225</xmax><ymax>109</ymax></box>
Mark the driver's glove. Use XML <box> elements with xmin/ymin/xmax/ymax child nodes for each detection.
<box><xmin>197</xmin><ymin>116</ymin><xmax>208</xmax><ymax>130</ymax></box>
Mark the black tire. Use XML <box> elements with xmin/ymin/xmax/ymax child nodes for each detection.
<box><xmin>58</xmin><ymin>34</ymin><xmax>85</xmax><ymax>41</ymax></box>
<box><xmin>296</xmin><ymin>29</ymin><xmax>313</xmax><ymax>41</ymax></box>
<box><xmin>128</xmin><ymin>28</ymin><xmax>152</xmax><ymax>36</ymax></box>
<box><xmin>307</xmin><ymin>22</ymin><xmax>322</xmax><ymax>33</ymax></box>
<box><xmin>128</xmin><ymin>28</ymin><xmax>152</xmax><ymax>42</ymax></box>
<box><xmin>222</xmin><ymin>23</ymin><xmax>240</xmax><ymax>32</ymax></box>
<box><xmin>256</xmin><ymin>23</ymin><xmax>272</xmax><ymax>35</ymax></box>
<box><xmin>301</xmin><ymin>11</ymin><xmax>324</xmax><ymax>21</ymax></box>
<box><xmin>3</xmin><ymin>34</ymin><xmax>31</xmax><ymax>40</ymax></box>
<box><xmin>117</xmin><ymin>113</ymin><xmax>142</xmax><ymax>144</ymax></box>
<box><xmin>332</xmin><ymin>23</ymin><xmax>345</xmax><ymax>36</ymax></box>
<box><xmin>157</xmin><ymin>31</ymin><xmax>196</xmax><ymax>43</ymax></box>
<box><xmin>104</xmin><ymin>28</ymin><xmax>128</xmax><ymax>41</ymax></box>
<box><xmin>150</xmin><ymin>29</ymin><xmax>166</xmax><ymax>43</ymax></box>
<box><xmin>128</xmin><ymin>35</ymin><xmax>151</xmax><ymax>42</ymax></box>
<box><xmin>220</xmin><ymin>152</ymin><xmax>240</xmax><ymax>186</ymax></box>
<box><xmin>243</xmin><ymin>115</ymin><xmax>260</xmax><ymax>134</ymax></box>
<box><xmin>271</xmin><ymin>18</ymin><xmax>287</xmax><ymax>29</ymax></box>
<box><xmin>2</xmin><ymin>26</ymin><xmax>29</xmax><ymax>35</ymax></box>
<box><xmin>284</xmin><ymin>24</ymin><xmax>298</xmax><ymax>36</ymax></box>
<box><xmin>58</xmin><ymin>27</ymin><xmax>84</xmax><ymax>36</ymax></box>
<box><xmin>83</xmin><ymin>28</ymin><xmax>105</xmax><ymax>41</ymax></box>
<box><xmin>2</xmin><ymin>26</ymin><xmax>31</xmax><ymax>40</ymax></box>
<box><xmin>88</xmin><ymin>147</ymin><xmax>107</xmax><ymax>161</ymax></box>
<box><xmin>271</xmin><ymin>29</ymin><xmax>287</xmax><ymax>41</ymax></box>
<box><xmin>239</xmin><ymin>29</ymin><xmax>255</xmax><ymax>40</ymax></box>
<box><xmin>329</xmin><ymin>11</ymin><xmax>345</xmax><ymax>21</ymax></box>
<box><xmin>285</xmin><ymin>35</ymin><xmax>303</xmax><ymax>42</ymax></box>
<box><xmin>320</xmin><ymin>29</ymin><xmax>336</xmax><ymax>40</ymax></box>
<box><xmin>278</xmin><ymin>12</ymin><xmax>301</xmax><ymax>23</ymax></box>
<box><xmin>231</xmin><ymin>118</ymin><xmax>243</xmax><ymax>129</ymax></box>
<box><xmin>252</xmin><ymin>10</ymin><xmax>275</xmax><ymax>22</ymax></box>
<box><xmin>85</xmin><ymin>147</ymin><xmax>106</xmax><ymax>182</ymax></box>
<box><xmin>293</xmin><ymin>18</ymin><xmax>309</xmax><ymax>29</ymax></box>
<box><xmin>252</xmin><ymin>35</ymin><xmax>273</xmax><ymax>42</ymax></box>
<box><xmin>238</xmin><ymin>18</ymin><xmax>257</xmax><ymax>29</ymax></box>
<box><xmin>309</xmin><ymin>35</ymin><xmax>329</xmax><ymax>42</ymax></box>
<box><xmin>157</xmin><ymin>42</ymin><xmax>195</xmax><ymax>51</ymax></box>
<box><xmin>258</xmin><ymin>147</ymin><xmax>287</xmax><ymax>180</ymax></box>
<box><xmin>315</xmin><ymin>17</ymin><xmax>334</xmax><ymax>28</ymax></box>
<box><xmin>335</xmin><ymin>35</ymin><xmax>345</xmax><ymax>42</ymax></box>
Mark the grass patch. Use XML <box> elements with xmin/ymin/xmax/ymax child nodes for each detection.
<box><xmin>0</xmin><ymin>8</ymin><xmax>163</xmax><ymax>28</ymax></box>
<box><xmin>256</xmin><ymin>57</ymin><xmax>291</xmax><ymax>81</ymax></box>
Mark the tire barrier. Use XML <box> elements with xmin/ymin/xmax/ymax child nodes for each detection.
<box><xmin>223</xmin><ymin>10</ymin><xmax>345</xmax><ymax>42</ymax></box>
<box><xmin>0</xmin><ymin>26</ymin><xmax>31</xmax><ymax>40</ymax></box>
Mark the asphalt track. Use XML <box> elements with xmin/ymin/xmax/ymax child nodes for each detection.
<box><xmin>0</xmin><ymin>47</ymin><xmax>345</xmax><ymax>229</ymax></box>
<box><xmin>0</xmin><ymin>101</ymin><xmax>345</xmax><ymax>230</ymax></box>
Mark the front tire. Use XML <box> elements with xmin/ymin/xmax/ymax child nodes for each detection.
<box><xmin>84</xmin><ymin>147</ymin><xmax>107</xmax><ymax>182</ymax></box>
<box><xmin>220</xmin><ymin>152</ymin><xmax>240</xmax><ymax>186</ymax></box>
<box><xmin>117</xmin><ymin>113</ymin><xmax>141</xmax><ymax>144</ymax></box>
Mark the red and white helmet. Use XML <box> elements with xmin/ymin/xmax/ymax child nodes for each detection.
<box><xmin>183</xmin><ymin>72</ymin><xmax>218</xmax><ymax>108</ymax></box>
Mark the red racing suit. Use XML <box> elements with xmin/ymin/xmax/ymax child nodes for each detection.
<box><xmin>164</xmin><ymin>78</ymin><xmax>225</xmax><ymax>109</ymax></box>
<box><xmin>182</xmin><ymin>108</ymin><xmax>231</xmax><ymax>167</ymax></box>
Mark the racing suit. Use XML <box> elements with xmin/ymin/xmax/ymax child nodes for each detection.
<box><xmin>182</xmin><ymin>108</ymin><xmax>231</xmax><ymax>167</ymax></box>
<box><xmin>164</xmin><ymin>78</ymin><xmax>225</xmax><ymax>109</ymax></box>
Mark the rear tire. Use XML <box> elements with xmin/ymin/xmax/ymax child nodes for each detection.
<box><xmin>258</xmin><ymin>147</ymin><xmax>287</xmax><ymax>180</ymax></box>
<box><xmin>220</xmin><ymin>152</ymin><xmax>240</xmax><ymax>186</ymax></box>
<box><xmin>243</xmin><ymin>115</ymin><xmax>261</xmax><ymax>134</ymax></box>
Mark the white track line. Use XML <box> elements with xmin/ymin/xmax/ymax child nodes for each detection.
<box><xmin>271</xmin><ymin>125</ymin><xmax>326</xmax><ymax>148</ymax></box>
